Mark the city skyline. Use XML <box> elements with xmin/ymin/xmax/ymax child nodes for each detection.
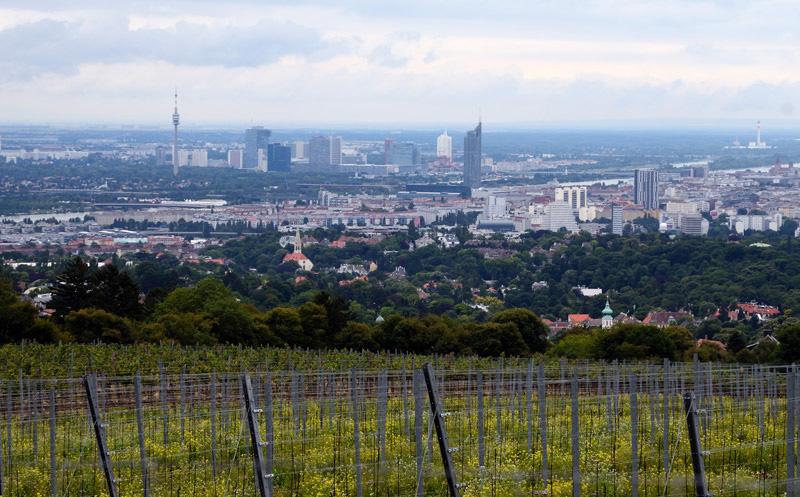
<box><xmin>1</xmin><ymin>1</ymin><xmax>800</xmax><ymax>125</ymax></box>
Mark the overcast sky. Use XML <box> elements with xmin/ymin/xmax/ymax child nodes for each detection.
<box><xmin>2</xmin><ymin>1</ymin><xmax>800</xmax><ymax>127</ymax></box>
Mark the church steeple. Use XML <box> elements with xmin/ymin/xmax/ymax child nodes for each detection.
<box><xmin>602</xmin><ymin>298</ymin><xmax>613</xmax><ymax>329</ymax></box>
<box><xmin>294</xmin><ymin>228</ymin><xmax>302</xmax><ymax>254</ymax></box>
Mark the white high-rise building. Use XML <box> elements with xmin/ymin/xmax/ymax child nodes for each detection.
<box><xmin>483</xmin><ymin>195</ymin><xmax>507</xmax><ymax>219</ymax></box>
<box><xmin>544</xmin><ymin>202</ymin><xmax>579</xmax><ymax>232</ymax></box>
<box><xmin>437</xmin><ymin>130</ymin><xmax>453</xmax><ymax>161</ymax></box>
<box><xmin>554</xmin><ymin>186</ymin><xmax>587</xmax><ymax>210</ymax></box>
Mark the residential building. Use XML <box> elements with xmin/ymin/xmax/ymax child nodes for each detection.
<box><xmin>634</xmin><ymin>169</ymin><xmax>659</xmax><ymax>209</ymax></box>
<box><xmin>227</xmin><ymin>150</ymin><xmax>243</xmax><ymax>169</ymax></box>
<box><xmin>555</xmin><ymin>186</ymin><xmax>587</xmax><ymax>210</ymax></box>
<box><xmin>611</xmin><ymin>204</ymin><xmax>623</xmax><ymax>235</ymax></box>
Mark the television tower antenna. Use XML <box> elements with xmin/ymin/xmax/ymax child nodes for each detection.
<box><xmin>172</xmin><ymin>87</ymin><xmax>180</xmax><ymax>176</ymax></box>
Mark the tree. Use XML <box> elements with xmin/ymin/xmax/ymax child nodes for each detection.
<box><xmin>51</xmin><ymin>256</ymin><xmax>90</xmax><ymax>322</ymax></box>
<box><xmin>64</xmin><ymin>308</ymin><xmax>134</xmax><ymax>343</ymax></box>
<box><xmin>0</xmin><ymin>279</ymin><xmax>58</xmax><ymax>343</ymax></box>
<box><xmin>776</xmin><ymin>325</ymin><xmax>800</xmax><ymax>362</ymax></box>
<box><xmin>469</xmin><ymin>322</ymin><xmax>529</xmax><ymax>357</ymax></box>
<box><xmin>726</xmin><ymin>330</ymin><xmax>746</xmax><ymax>354</ymax></box>
<box><xmin>490</xmin><ymin>308</ymin><xmax>550</xmax><ymax>354</ymax></box>
<box><xmin>89</xmin><ymin>264</ymin><xmax>142</xmax><ymax>319</ymax></box>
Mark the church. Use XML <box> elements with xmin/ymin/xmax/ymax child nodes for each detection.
<box><xmin>282</xmin><ymin>229</ymin><xmax>314</xmax><ymax>271</ymax></box>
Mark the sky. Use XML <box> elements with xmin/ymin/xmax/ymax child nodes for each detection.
<box><xmin>2</xmin><ymin>1</ymin><xmax>800</xmax><ymax>128</ymax></box>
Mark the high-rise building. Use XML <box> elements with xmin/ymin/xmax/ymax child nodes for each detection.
<box><xmin>384</xmin><ymin>139</ymin><xmax>393</xmax><ymax>165</ymax></box>
<box><xmin>155</xmin><ymin>146</ymin><xmax>166</xmax><ymax>166</ymax></box>
<box><xmin>437</xmin><ymin>130</ymin><xmax>453</xmax><ymax>161</ymax></box>
<box><xmin>172</xmin><ymin>88</ymin><xmax>180</xmax><ymax>176</ymax></box>
<box><xmin>309</xmin><ymin>136</ymin><xmax>332</xmax><ymax>172</ymax></box>
<box><xmin>483</xmin><ymin>195</ymin><xmax>506</xmax><ymax>219</ymax></box>
<box><xmin>392</xmin><ymin>142</ymin><xmax>419</xmax><ymax>166</ymax></box>
<box><xmin>292</xmin><ymin>141</ymin><xmax>307</xmax><ymax>159</ymax></box>
<box><xmin>227</xmin><ymin>150</ymin><xmax>243</xmax><ymax>169</ymax></box>
<box><xmin>544</xmin><ymin>201</ymin><xmax>579</xmax><ymax>232</ymax></box>
<box><xmin>267</xmin><ymin>143</ymin><xmax>292</xmax><ymax>172</ymax></box>
<box><xmin>555</xmin><ymin>186</ymin><xmax>587</xmax><ymax>210</ymax></box>
<box><xmin>634</xmin><ymin>169</ymin><xmax>659</xmax><ymax>210</ymax></box>
<box><xmin>330</xmin><ymin>137</ymin><xmax>342</xmax><ymax>167</ymax></box>
<box><xmin>177</xmin><ymin>149</ymin><xmax>207</xmax><ymax>167</ymax></box>
<box><xmin>611</xmin><ymin>204</ymin><xmax>623</xmax><ymax>235</ymax></box>
<box><xmin>463</xmin><ymin>121</ymin><xmax>482</xmax><ymax>189</ymax></box>
<box><xmin>245</xmin><ymin>127</ymin><xmax>271</xmax><ymax>169</ymax></box>
<box><xmin>691</xmin><ymin>165</ymin><xmax>709</xmax><ymax>179</ymax></box>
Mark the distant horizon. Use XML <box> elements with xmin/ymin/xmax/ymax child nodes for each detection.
<box><xmin>1</xmin><ymin>117</ymin><xmax>799</xmax><ymax>135</ymax></box>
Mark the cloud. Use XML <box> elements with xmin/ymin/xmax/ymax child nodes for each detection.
<box><xmin>0</xmin><ymin>15</ymin><xmax>339</xmax><ymax>80</ymax></box>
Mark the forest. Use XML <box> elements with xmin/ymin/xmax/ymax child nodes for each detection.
<box><xmin>4</xmin><ymin>226</ymin><xmax>800</xmax><ymax>363</ymax></box>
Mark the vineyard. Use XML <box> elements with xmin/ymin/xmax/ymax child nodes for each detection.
<box><xmin>0</xmin><ymin>344</ymin><xmax>796</xmax><ymax>497</ymax></box>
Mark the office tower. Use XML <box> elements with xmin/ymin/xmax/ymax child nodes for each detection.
<box><xmin>554</xmin><ymin>186</ymin><xmax>587</xmax><ymax>210</ymax></box>
<box><xmin>437</xmin><ymin>130</ymin><xmax>453</xmax><ymax>161</ymax></box>
<box><xmin>611</xmin><ymin>204</ymin><xmax>623</xmax><ymax>235</ymax></box>
<box><xmin>267</xmin><ymin>143</ymin><xmax>292</xmax><ymax>172</ymax></box>
<box><xmin>484</xmin><ymin>195</ymin><xmax>506</xmax><ymax>219</ymax></box>
<box><xmin>227</xmin><ymin>150</ymin><xmax>243</xmax><ymax>169</ymax></box>
<box><xmin>463</xmin><ymin>121</ymin><xmax>482</xmax><ymax>189</ymax></box>
<box><xmin>292</xmin><ymin>141</ymin><xmax>307</xmax><ymax>159</ymax></box>
<box><xmin>384</xmin><ymin>139</ymin><xmax>393</xmax><ymax>164</ymax></box>
<box><xmin>392</xmin><ymin>142</ymin><xmax>419</xmax><ymax>166</ymax></box>
<box><xmin>545</xmin><ymin>201</ymin><xmax>579</xmax><ymax>232</ymax></box>
<box><xmin>155</xmin><ymin>146</ymin><xmax>166</xmax><ymax>166</ymax></box>
<box><xmin>682</xmin><ymin>215</ymin><xmax>705</xmax><ymax>235</ymax></box>
<box><xmin>634</xmin><ymin>168</ymin><xmax>659</xmax><ymax>209</ymax></box>
<box><xmin>691</xmin><ymin>165</ymin><xmax>709</xmax><ymax>179</ymax></box>
<box><xmin>172</xmin><ymin>88</ymin><xmax>180</xmax><ymax>176</ymax></box>
<box><xmin>330</xmin><ymin>137</ymin><xmax>342</xmax><ymax>167</ymax></box>
<box><xmin>245</xmin><ymin>126</ymin><xmax>271</xmax><ymax>169</ymax></box>
<box><xmin>309</xmin><ymin>135</ymin><xmax>332</xmax><ymax>172</ymax></box>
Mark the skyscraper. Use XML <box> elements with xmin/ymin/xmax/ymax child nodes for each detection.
<box><xmin>383</xmin><ymin>139</ymin><xmax>393</xmax><ymax>164</ymax></box>
<box><xmin>392</xmin><ymin>142</ymin><xmax>419</xmax><ymax>166</ymax></box>
<box><xmin>437</xmin><ymin>130</ymin><xmax>452</xmax><ymax>161</ymax></box>
<box><xmin>634</xmin><ymin>169</ymin><xmax>659</xmax><ymax>210</ymax></box>
<box><xmin>267</xmin><ymin>143</ymin><xmax>292</xmax><ymax>172</ymax></box>
<box><xmin>463</xmin><ymin>121</ymin><xmax>482</xmax><ymax>189</ymax></box>
<box><xmin>172</xmin><ymin>88</ymin><xmax>180</xmax><ymax>176</ymax></box>
<box><xmin>309</xmin><ymin>135</ymin><xmax>332</xmax><ymax>172</ymax></box>
<box><xmin>330</xmin><ymin>137</ymin><xmax>342</xmax><ymax>168</ymax></box>
<box><xmin>245</xmin><ymin>127</ymin><xmax>271</xmax><ymax>169</ymax></box>
<box><xmin>611</xmin><ymin>204</ymin><xmax>623</xmax><ymax>235</ymax></box>
<box><xmin>227</xmin><ymin>150</ymin><xmax>243</xmax><ymax>168</ymax></box>
<box><xmin>555</xmin><ymin>186</ymin><xmax>587</xmax><ymax>210</ymax></box>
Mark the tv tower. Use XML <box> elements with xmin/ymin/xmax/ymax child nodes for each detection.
<box><xmin>172</xmin><ymin>88</ymin><xmax>180</xmax><ymax>176</ymax></box>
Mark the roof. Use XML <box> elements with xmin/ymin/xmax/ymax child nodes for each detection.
<box><xmin>568</xmin><ymin>314</ymin><xmax>591</xmax><ymax>323</ymax></box>
<box><xmin>697</xmin><ymin>338</ymin><xmax>726</xmax><ymax>350</ymax></box>
<box><xmin>283</xmin><ymin>252</ymin><xmax>309</xmax><ymax>262</ymax></box>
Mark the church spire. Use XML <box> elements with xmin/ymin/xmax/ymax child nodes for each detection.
<box><xmin>294</xmin><ymin>228</ymin><xmax>302</xmax><ymax>254</ymax></box>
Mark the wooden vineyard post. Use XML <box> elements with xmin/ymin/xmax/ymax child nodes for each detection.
<box><xmin>241</xmin><ymin>374</ymin><xmax>270</xmax><ymax>497</ymax></box>
<box><xmin>422</xmin><ymin>362</ymin><xmax>462</xmax><ymax>497</ymax></box>
<box><xmin>84</xmin><ymin>374</ymin><xmax>120</xmax><ymax>497</ymax></box>
<box><xmin>683</xmin><ymin>392</ymin><xmax>709</xmax><ymax>497</ymax></box>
